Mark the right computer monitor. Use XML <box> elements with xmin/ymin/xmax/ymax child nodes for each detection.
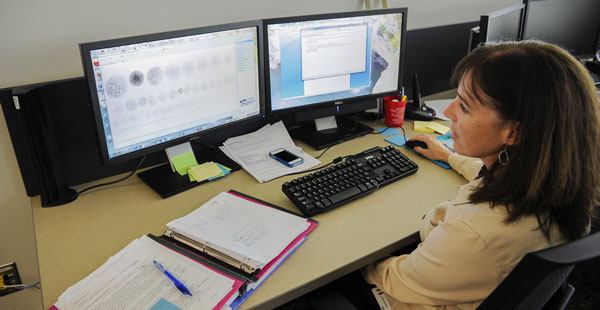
<box><xmin>523</xmin><ymin>0</ymin><xmax>600</xmax><ymax>58</ymax></box>
<box><xmin>264</xmin><ymin>8</ymin><xmax>407</xmax><ymax>149</ymax></box>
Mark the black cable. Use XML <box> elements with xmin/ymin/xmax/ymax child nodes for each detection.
<box><xmin>70</xmin><ymin>155</ymin><xmax>147</xmax><ymax>201</ymax></box>
<box><xmin>314</xmin><ymin>145</ymin><xmax>333</xmax><ymax>159</ymax></box>
<box><xmin>375</xmin><ymin>125</ymin><xmax>408</xmax><ymax>145</ymax></box>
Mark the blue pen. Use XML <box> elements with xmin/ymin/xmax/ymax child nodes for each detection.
<box><xmin>153</xmin><ymin>260</ymin><xmax>193</xmax><ymax>296</ymax></box>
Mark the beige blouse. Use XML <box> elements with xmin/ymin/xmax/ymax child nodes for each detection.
<box><xmin>363</xmin><ymin>153</ymin><xmax>564</xmax><ymax>310</ymax></box>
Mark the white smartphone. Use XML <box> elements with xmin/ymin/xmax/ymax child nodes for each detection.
<box><xmin>269</xmin><ymin>148</ymin><xmax>303</xmax><ymax>167</ymax></box>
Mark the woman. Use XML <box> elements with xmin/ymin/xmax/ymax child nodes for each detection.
<box><xmin>362</xmin><ymin>41</ymin><xmax>600</xmax><ymax>310</ymax></box>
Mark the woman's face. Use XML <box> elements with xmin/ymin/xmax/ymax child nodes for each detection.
<box><xmin>444</xmin><ymin>72</ymin><xmax>517</xmax><ymax>168</ymax></box>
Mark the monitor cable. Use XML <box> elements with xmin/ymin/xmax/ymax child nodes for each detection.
<box><xmin>69</xmin><ymin>155</ymin><xmax>147</xmax><ymax>202</ymax></box>
<box><xmin>374</xmin><ymin>125</ymin><xmax>408</xmax><ymax>145</ymax></box>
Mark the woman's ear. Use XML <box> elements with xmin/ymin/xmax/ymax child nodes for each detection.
<box><xmin>504</xmin><ymin>121</ymin><xmax>521</xmax><ymax>146</ymax></box>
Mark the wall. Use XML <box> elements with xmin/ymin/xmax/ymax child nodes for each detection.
<box><xmin>0</xmin><ymin>105</ymin><xmax>43</xmax><ymax>308</ymax></box>
<box><xmin>0</xmin><ymin>0</ymin><xmax>519</xmax><ymax>89</ymax></box>
<box><xmin>0</xmin><ymin>0</ymin><xmax>518</xmax><ymax>308</ymax></box>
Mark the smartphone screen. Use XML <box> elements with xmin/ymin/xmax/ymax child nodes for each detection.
<box><xmin>272</xmin><ymin>149</ymin><xmax>299</xmax><ymax>162</ymax></box>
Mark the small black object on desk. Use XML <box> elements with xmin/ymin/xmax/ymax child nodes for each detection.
<box><xmin>406</xmin><ymin>140</ymin><xmax>428</xmax><ymax>149</ymax></box>
<box><xmin>405</xmin><ymin>74</ymin><xmax>436</xmax><ymax>121</ymax></box>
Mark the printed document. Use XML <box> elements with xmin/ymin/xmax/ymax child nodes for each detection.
<box><xmin>53</xmin><ymin>236</ymin><xmax>235</xmax><ymax>310</ymax></box>
<box><xmin>220</xmin><ymin>121</ymin><xmax>320</xmax><ymax>182</ymax></box>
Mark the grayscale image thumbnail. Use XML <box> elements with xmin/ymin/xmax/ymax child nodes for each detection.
<box><xmin>147</xmin><ymin>67</ymin><xmax>164</xmax><ymax>85</ymax></box>
<box><xmin>138</xmin><ymin>96</ymin><xmax>147</xmax><ymax>107</ymax></box>
<box><xmin>197</xmin><ymin>59</ymin><xmax>209</xmax><ymax>72</ymax></box>
<box><xmin>183</xmin><ymin>61</ymin><xmax>195</xmax><ymax>76</ymax></box>
<box><xmin>129</xmin><ymin>70</ymin><xmax>144</xmax><ymax>87</ymax></box>
<box><xmin>166</xmin><ymin>64</ymin><xmax>181</xmax><ymax>81</ymax></box>
<box><xmin>126</xmin><ymin>99</ymin><xmax>137</xmax><ymax>112</ymax></box>
<box><xmin>105</xmin><ymin>75</ymin><xmax>128</xmax><ymax>98</ymax></box>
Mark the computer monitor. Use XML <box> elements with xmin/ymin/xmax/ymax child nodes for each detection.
<box><xmin>264</xmin><ymin>8</ymin><xmax>407</xmax><ymax>149</ymax></box>
<box><xmin>523</xmin><ymin>0</ymin><xmax>600</xmax><ymax>58</ymax></box>
<box><xmin>80</xmin><ymin>21</ymin><xmax>264</xmax><ymax>197</ymax></box>
<box><xmin>471</xmin><ymin>4</ymin><xmax>526</xmax><ymax>51</ymax></box>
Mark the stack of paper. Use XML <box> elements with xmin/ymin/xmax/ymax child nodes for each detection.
<box><xmin>51</xmin><ymin>235</ymin><xmax>243</xmax><ymax>310</ymax></box>
<box><xmin>219</xmin><ymin>121</ymin><xmax>321</xmax><ymax>182</ymax></box>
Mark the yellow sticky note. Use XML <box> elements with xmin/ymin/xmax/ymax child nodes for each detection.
<box><xmin>426</xmin><ymin>122</ymin><xmax>450</xmax><ymax>135</ymax></box>
<box><xmin>172</xmin><ymin>152</ymin><xmax>199</xmax><ymax>176</ymax></box>
<box><xmin>189</xmin><ymin>162</ymin><xmax>224</xmax><ymax>182</ymax></box>
<box><xmin>414</xmin><ymin>121</ymin><xmax>435</xmax><ymax>133</ymax></box>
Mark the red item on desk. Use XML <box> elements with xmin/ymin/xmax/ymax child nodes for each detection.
<box><xmin>384</xmin><ymin>95</ymin><xmax>407</xmax><ymax>127</ymax></box>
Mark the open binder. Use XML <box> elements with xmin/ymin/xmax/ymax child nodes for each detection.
<box><xmin>52</xmin><ymin>190</ymin><xmax>317</xmax><ymax>310</ymax></box>
<box><xmin>154</xmin><ymin>190</ymin><xmax>319</xmax><ymax>309</ymax></box>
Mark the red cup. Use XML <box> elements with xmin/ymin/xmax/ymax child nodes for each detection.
<box><xmin>384</xmin><ymin>95</ymin><xmax>407</xmax><ymax>127</ymax></box>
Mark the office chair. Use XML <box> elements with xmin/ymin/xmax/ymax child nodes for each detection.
<box><xmin>477</xmin><ymin>231</ymin><xmax>600</xmax><ymax>310</ymax></box>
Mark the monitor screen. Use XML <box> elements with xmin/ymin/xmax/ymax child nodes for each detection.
<box><xmin>523</xmin><ymin>0</ymin><xmax>600</xmax><ymax>57</ymax></box>
<box><xmin>80</xmin><ymin>22</ymin><xmax>263</xmax><ymax>164</ymax></box>
<box><xmin>266</xmin><ymin>9</ymin><xmax>406</xmax><ymax>113</ymax></box>
<box><xmin>480</xmin><ymin>4</ymin><xmax>526</xmax><ymax>44</ymax></box>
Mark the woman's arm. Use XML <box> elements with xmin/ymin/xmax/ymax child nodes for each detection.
<box><xmin>409</xmin><ymin>135</ymin><xmax>483</xmax><ymax>181</ymax></box>
<box><xmin>363</xmin><ymin>216</ymin><xmax>498</xmax><ymax>306</ymax></box>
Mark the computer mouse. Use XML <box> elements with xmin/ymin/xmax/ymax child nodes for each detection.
<box><xmin>406</xmin><ymin>140</ymin><xmax>428</xmax><ymax>149</ymax></box>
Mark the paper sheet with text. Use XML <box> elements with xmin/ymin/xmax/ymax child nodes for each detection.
<box><xmin>219</xmin><ymin>121</ymin><xmax>320</xmax><ymax>182</ymax></box>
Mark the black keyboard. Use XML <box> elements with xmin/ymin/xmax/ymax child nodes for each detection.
<box><xmin>282</xmin><ymin>145</ymin><xmax>418</xmax><ymax>216</ymax></box>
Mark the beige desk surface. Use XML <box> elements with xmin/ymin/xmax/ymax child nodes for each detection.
<box><xmin>32</xmin><ymin>105</ymin><xmax>465</xmax><ymax>309</ymax></box>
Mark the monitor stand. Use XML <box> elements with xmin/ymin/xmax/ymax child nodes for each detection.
<box><xmin>137</xmin><ymin>143</ymin><xmax>240</xmax><ymax>198</ymax></box>
<box><xmin>290</xmin><ymin>116</ymin><xmax>373</xmax><ymax>150</ymax></box>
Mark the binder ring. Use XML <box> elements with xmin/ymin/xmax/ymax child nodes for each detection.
<box><xmin>240</xmin><ymin>256</ymin><xmax>249</xmax><ymax>270</ymax></box>
<box><xmin>203</xmin><ymin>241</ymin><xmax>210</xmax><ymax>253</ymax></box>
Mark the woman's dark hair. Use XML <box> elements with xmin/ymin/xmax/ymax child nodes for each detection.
<box><xmin>451</xmin><ymin>41</ymin><xmax>600</xmax><ymax>241</ymax></box>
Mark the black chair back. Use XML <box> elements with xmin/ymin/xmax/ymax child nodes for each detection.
<box><xmin>477</xmin><ymin>231</ymin><xmax>600</xmax><ymax>310</ymax></box>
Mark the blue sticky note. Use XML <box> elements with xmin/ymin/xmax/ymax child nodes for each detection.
<box><xmin>377</xmin><ymin>127</ymin><xmax>404</xmax><ymax>136</ymax></box>
<box><xmin>150</xmin><ymin>298</ymin><xmax>182</xmax><ymax>310</ymax></box>
<box><xmin>208</xmin><ymin>163</ymin><xmax>231</xmax><ymax>181</ymax></box>
<box><xmin>384</xmin><ymin>134</ymin><xmax>407</xmax><ymax>147</ymax></box>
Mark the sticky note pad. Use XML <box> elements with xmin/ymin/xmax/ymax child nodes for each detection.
<box><xmin>413</xmin><ymin>121</ymin><xmax>435</xmax><ymax>133</ymax></box>
<box><xmin>208</xmin><ymin>163</ymin><xmax>231</xmax><ymax>181</ymax></box>
<box><xmin>172</xmin><ymin>152</ymin><xmax>199</xmax><ymax>176</ymax></box>
<box><xmin>426</xmin><ymin>122</ymin><xmax>450</xmax><ymax>135</ymax></box>
<box><xmin>384</xmin><ymin>134</ymin><xmax>407</xmax><ymax>147</ymax></box>
<box><xmin>189</xmin><ymin>162</ymin><xmax>224</xmax><ymax>182</ymax></box>
<box><xmin>377</xmin><ymin>127</ymin><xmax>404</xmax><ymax>136</ymax></box>
<box><xmin>150</xmin><ymin>298</ymin><xmax>182</xmax><ymax>310</ymax></box>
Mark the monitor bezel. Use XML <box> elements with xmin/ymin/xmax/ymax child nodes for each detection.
<box><xmin>521</xmin><ymin>0</ymin><xmax>600</xmax><ymax>58</ymax></box>
<box><xmin>262</xmin><ymin>8</ymin><xmax>408</xmax><ymax>119</ymax></box>
<box><xmin>80</xmin><ymin>20</ymin><xmax>266</xmax><ymax>166</ymax></box>
<box><xmin>479</xmin><ymin>3</ymin><xmax>526</xmax><ymax>44</ymax></box>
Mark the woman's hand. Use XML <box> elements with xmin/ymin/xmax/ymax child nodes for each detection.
<box><xmin>409</xmin><ymin>135</ymin><xmax>452</xmax><ymax>162</ymax></box>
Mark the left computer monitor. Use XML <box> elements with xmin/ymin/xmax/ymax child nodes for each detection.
<box><xmin>80</xmin><ymin>21</ymin><xmax>264</xmax><ymax>197</ymax></box>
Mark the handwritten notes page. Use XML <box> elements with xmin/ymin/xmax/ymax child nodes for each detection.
<box><xmin>53</xmin><ymin>236</ymin><xmax>237</xmax><ymax>310</ymax></box>
<box><xmin>167</xmin><ymin>192</ymin><xmax>309</xmax><ymax>270</ymax></box>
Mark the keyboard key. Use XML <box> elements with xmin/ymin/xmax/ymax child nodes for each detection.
<box><xmin>329</xmin><ymin>186</ymin><xmax>362</xmax><ymax>205</ymax></box>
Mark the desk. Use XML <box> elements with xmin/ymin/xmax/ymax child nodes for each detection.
<box><xmin>32</xmin><ymin>98</ymin><xmax>466</xmax><ymax>309</ymax></box>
